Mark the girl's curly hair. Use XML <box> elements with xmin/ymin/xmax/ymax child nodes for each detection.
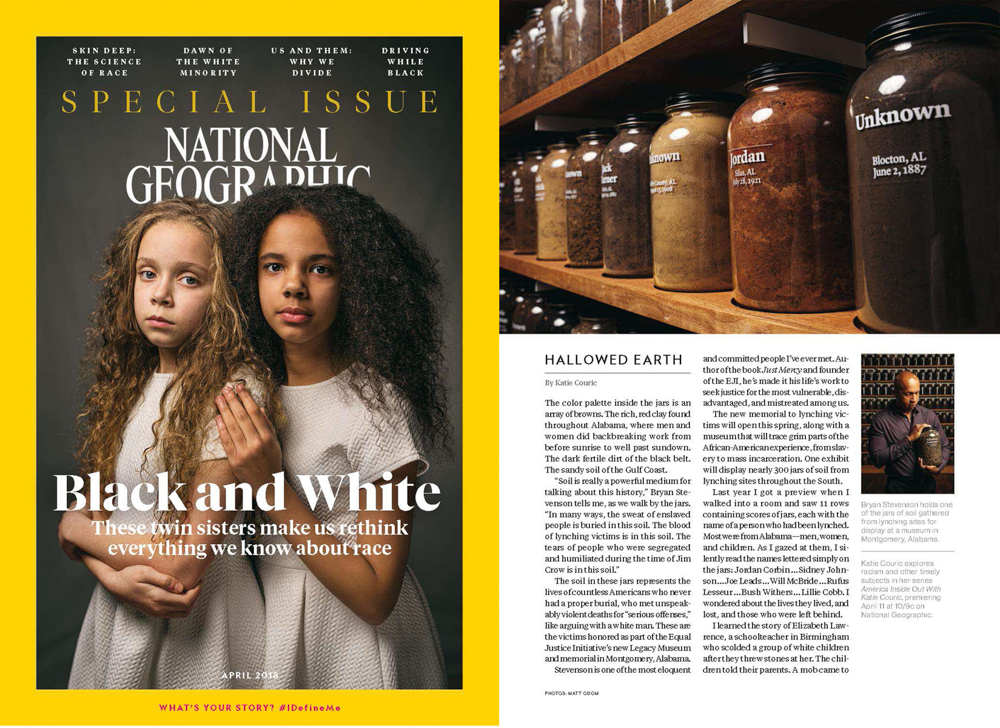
<box><xmin>227</xmin><ymin>184</ymin><xmax>450</xmax><ymax>452</ymax></box>
<box><xmin>77</xmin><ymin>198</ymin><xmax>282</xmax><ymax>528</ymax></box>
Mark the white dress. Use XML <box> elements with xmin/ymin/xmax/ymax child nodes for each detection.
<box><xmin>68</xmin><ymin>372</ymin><xmax>265</xmax><ymax>689</ymax></box>
<box><xmin>257</xmin><ymin>370</ymin><xmax>446</xmax><ymax>689</ymax></box>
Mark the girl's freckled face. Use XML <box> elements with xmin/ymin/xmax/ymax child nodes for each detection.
<box><xmin>133</xmin><ymin>221</ymin><xmax>214</xmax><ymax>350</ymax></box>
<box><xmin>257</xmin><ymin>212</ymin><xmax>341</xmax><ymax>345</ymax></box>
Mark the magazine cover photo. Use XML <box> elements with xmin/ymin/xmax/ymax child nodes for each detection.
<box><xmin>35</xmin><ymin>35</ymin><xmax>463</xmax><ymax>692</ymax></box>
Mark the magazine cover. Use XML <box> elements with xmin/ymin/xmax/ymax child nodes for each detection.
<box><xmin>0</xmin><ymin>1</ymin><xmax>497</xmax><ymax>725</ymax></box>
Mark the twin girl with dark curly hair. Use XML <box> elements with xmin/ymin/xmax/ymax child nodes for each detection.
<box><xmin>59</xmin><ymin>186</ymin><xmax>450</xmax><ymax>690</ymax></box>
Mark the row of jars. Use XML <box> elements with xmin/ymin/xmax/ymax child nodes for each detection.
<box><xmin>861</xmin><ymin>354</ymin><xmax>954</xmax><ymax>367</ymax></box>
<box><xmin>862</xmin><ymin>381</ymin><xmax>955</xmax><ymax>396</ymax></box>
<box><xmin>862</xmin><ymin>367</ymin><xmax>954</xmax><ymax>382</ymax></box>
<box><xmin>500</xmin><ymin>7</ymin><xmax>999</xmax><ymax>333</ymax></box>
<box><xmin>500</xmin><ymin>273</ymin><xmax>683</xmax><ymax>333</ymax></box>
<box><xmin>501</xmin><ymin>1</ymin><xmax>693</xmax><ymax>111</ymax></box>
<box><xmin>862</xmin><ymin>396</ymin><xmax>953</xmax><ymax>411</ymax></box>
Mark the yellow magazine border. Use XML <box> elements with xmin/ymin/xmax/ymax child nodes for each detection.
<box><xmin>0</xmin><ymin>0</ymin><xmax>498</xmax><ymax>724</ymax></box>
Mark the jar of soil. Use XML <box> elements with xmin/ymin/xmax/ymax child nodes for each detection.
<box><xmin>649</xmin><ymin>0</ymin><xmax>691</xmax><ymax>24</ymax></box>
<box><xmin>511</xmin><ymin>292</ymin><xmax>548</xmax><ymax>333</ymax></box>
<box><xmin>514</xmin><ymin>148</ymin><xmax>546</xmax><ymax>254</ymax></box>
<box><xmin>566</xmin><ymin>127</ymin><xmax>613</xmax><ymax>267</ymax></box>
<box><xmin>917</xmin><ymin>427</ymin><xmax>943</xmax><ymax>467</ymax></box>
<box><xmin>537</xmin><ymin>0</ymin><xmax>566</xmax><ymax>89</ymax></box>
<box><xmin>536</xmin><ymin>140</ymin><xmax>576</xmax><ymax>260</ymax></box>
<box><xmin>515</xmin><ymin>8</ymin><xmax>545</xmax><ymax>103</ymax></box>
<box><xmin>602</xmin><ymin>0</ymin><xmax>649</xmax><ymax>52</ymax></box>
<box><xmin>562</xmin><ymin>0</ymin><xmax>602</xmax><ymax>74</ymax></box>
<box><xmin>538</xmin><ymin>303</ymin><xmax>580</xmax><ymax>333</ymax></box>
<box><xmin>500</xmin><ymin>275</ymin><xmax>524</xmax><ymax>333</ymax></box>
<box><xmin>500</xmin><ymin>35</ymin><xmax>518</xmax><ymax>111</ymax></box>
<box><xmin>572</xmin><ymin>316</ymin><xmax>618</xmax><ymax>333</ymax></box>
<box><xmin>503</xmin><ymin>288</ymin><xmax>530</xmax><ymax>333</ymax></box>
<box><xmin>602</xmin><ymin>115</ymin><xmax>658</xmax><ymax>277</ymax></box>
<box><xmin>847</xmin><ymin>6</ymin><xmax>999</xmax><ymax>333</ymax></box>
<box><xmin>729</xmin><ymin>60</ymin><xmax>854</xmax><ymax>312</ymax></box>
<box><xmin>500</xmin><ymin>153</ymin><xmax>521</xmax><ymax>250</ymax></box>
<box><xmin>650</xmin><ymin>91</ymin><xmax>743</xmax><ymax>291</ymax></box>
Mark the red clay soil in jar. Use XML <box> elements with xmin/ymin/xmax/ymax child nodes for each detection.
<box><xmin>728</xmin><ymin>60</ymin><xmax>855</xmax><ymax>313</ymax></box>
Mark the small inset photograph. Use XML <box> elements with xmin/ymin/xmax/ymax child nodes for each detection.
<box><xmin>861</xmin><ymin>354</ymin><xmax>954</xmax><ymax>495</ymax></box>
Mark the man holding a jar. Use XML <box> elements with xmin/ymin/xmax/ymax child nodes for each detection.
<box><xmin>867</xmin><ymin>371</ymin><xmax>951</xmax><ymax>494</ymax></box>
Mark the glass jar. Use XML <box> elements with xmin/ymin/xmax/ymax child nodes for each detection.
<box><xmin>538</xmin><ymin>303</ymin><xmax>580</xmax><ymax>333</ymax></box>
<box><xmin>847</xmin><ymin>6</ymin><xmax>999</xmax><ymax>333</ymax></box>
<box><xmin>562</xmin><ymin>0</ymin><xmax>602</xmax><ymax>74</ymax></box>
<box><xmin>566</xmin><ymin>128</ymin><xmax>613</xmax><ymax>267</ymax></box>
<box><xmin>537</xmin><ymin>0</ymin><xmax>566</xmax><ymax>89</ymax></box>
<box><xmin>503</xmin><ymin>288</ymin><xmax>529</xmax><ymax>333</ymax></box>
<box><xmin>510</xmin><ymin>28</ymin><xmax>526</xmax><ymax>105</ymax></box>
<box><xmin>649</xmin><ymin>0</ymin><xmax>692</xmax><ymax>23</ymax></box>
<box><xmin>511</xmin><ymin>292</ymin><xmax>548</xmax><ymax>333</ymax></box>
<box><xmin>514</xmin><ymin>148</ymin><xmax>546</xmax><ymax>254</ymax></box>
<box><xmin>500</xmin><ymin>153</ymin><xmax>521</xmax><ymax>250</ymax></box>
<box><xmin>536</xmin><ymin>140</ymin><xmax>576</xmax><ymax>260</ymax></box>
<box><xmin>602</xmin><ymin>0</ymin><xmax>649</xmax><ymax>52</ymax></box>
<box><xmin>516</xmin><ymin>8</ymin><xmax>545</xmax><ymax>103</ymax></box>
<box><xmin>572</xmin><ymin>316</ymin><xmax>618</xmax><ymax>333</ymax></box>
<box><xmin>728</xmin><ymin>60</ymin><xmax>854</xmax><ymax>312</ymax></box>
<box><xmin>917</xmin><ymin>427</ymin><xmax>943</xmax><ymax>467</ymax></box>
<box><xmin>650</xmin><ymin>92</ymin><xmax>742</xmax><ymax>291</ymax></box>
<box><xmin>602</xmin><ymin>115</ymin><xmax>658</xmax><ymax>277</ymax></box>
<box><xmin>500</xmin><ymin>35</ymin><xmax>518</xmax><ymax>111</ymax></box>
<box><xmin>500</xmin><ymin>275</ymin><xmax>524</xmax><ymax>333</ymax></box>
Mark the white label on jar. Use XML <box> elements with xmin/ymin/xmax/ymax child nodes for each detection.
<box><xmin>649</xmin><ymin>151</ymin><xmax>681</xmax><ymax>165</ymax></box>
<box><xmin>565</xmin><ymin>169</ymin><xmax>582</xmax><ymax>178</ymax></box>
<box><xmin>855</xmin><ymin>103</ymin><xmax>952</xmax><ymax>131</ymax></box>
<box><xmin>729</xmin><ymin>144</ymin><xmax>770</xmax><ymax>188</ymax></box>
<box><xmin>535</xmin><ymin>179</ymin><xmax>546</xmax><ymax>202</ymax></box>
<box><xmin>870</xmin><ymin>150</ymin><xmax>929</xmax><ymax>180</ymax></box>
<box><xmin>649</xmin><ymin>178</ymin><xmax>676</xmax><ymax>195</ymax></box>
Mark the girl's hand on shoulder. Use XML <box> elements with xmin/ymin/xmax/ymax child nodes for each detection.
<box><xmin>215</xmin><ymin>382</ymin><xmax>282</xmax><ymax>488</ymax></box>
<box><xmin>109</xmin><ymin>565</ymin><xmax>202</xmax><ymax>619</ymax></box>
<box><xmin>58</xmin><ymin>511</ymin><xmax>90</xmax><ymax>561</ymax></box>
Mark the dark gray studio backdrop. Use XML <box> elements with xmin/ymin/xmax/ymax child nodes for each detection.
<box><xmin>36</xmin><ymin>37</ymin><xmax>462</xmax><ymax>688</ymax></box>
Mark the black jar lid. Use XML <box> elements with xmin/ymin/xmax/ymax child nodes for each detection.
<box><xmin>505</xmin><ymin>151</ymin><xmax>526</xmax><ymax>161</ymax></box>
<box><xmin>744</xmin><ymin>59</ymin><xmax>845</xmax><ymax>89</ymax></box>
<box><xmin>664</xmin><ymin>91</ymin><xmax>745</xmax><ymax>111</ymax></box>
<box><xmin>546</xmin><ymin>140</ymin><xmax>576</xmax><ymax>151</ymax></box>
<box><xmin>615</xmin><ymin>113</ymin><xmax>661</xmax><ymax>131</ymax></box>
<box><xmin>867</xmin><ymin>5</ymin><xmax>999</xmax><ymax>47</ymax></box>
<box><xmin>526</xmin><ymin>147</ymin><xmax>547</xmax><ymax>156</ymax></box>
<box><xmin>576</xmin><ymin>126</ymin><xmax>615</xmax><ymax>141</ymax></box>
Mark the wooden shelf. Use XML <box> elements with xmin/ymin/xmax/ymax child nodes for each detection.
<box><xmin>499</xmin><ymin>0</ymin><xmax>989</xmax><ymax>135</ymax></box>
<box><xmin>501</xmin><ymin>250</ymin><xmax>862</xmax><ymax>334</ymax></box>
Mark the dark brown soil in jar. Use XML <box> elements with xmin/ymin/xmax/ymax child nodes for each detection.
<box><xmin>602</xmin><ymin>115</ymin><xmax>657</xmax><ymax>277</ymax></box>
<box><xmin>515</xmin><ymin>9</ymin><xmax>544</xmax><ymax>103</ymax></box>
<box><xmin>563</xmin><ymin>0</ymin><xmax>601</xmax><ymax>74</ymax></box>
<box><xmin>538</xmin><ymin>303</ymin><xmax>579</xmax><ymax>333</ymax></box>
<box><xmin>514</xmin><ymin>148</ymin><xmax>546</xmax><ymax>254</ymax></box>
<box><xmin>511</xmin><ymin>292</ymin><xmax>548</xmax><ymax>333</ymax></box>
<box><xmin>566</xmin><ymin>128</ymin><xmax>613</xmax><ymax>267</ymax></box>
<box><xmin>537</xmin><ymin>0</ymin><xmax>566</xmax><ymax>89</ymax></box>
<box><xmin>728</xmin><ymin>61</ymin><xmax>854</xmax><ymax>312</ymax></box>
<box><xmin>917</xmin><ymin>428</ymin><xmax>942</xmax><ymax>467</ymax></box>
<box><xmin>571</xmin><ymin>316</ymin><xmax>618</xmax><ymax>333</ymax></box>
<box><xmin>847</xmin><ymin>7</ymin><xmax>999</xmax><ymax>333</ymax></box>
<box><xmin>500</xmin><ymin>154</ymin><xmax>520</xmax><ymax>250</ymax></box>
<box><xmin>602</xmin><ymin>0</ymin><xmax>649</xmax><ymax>52</ymax></box>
